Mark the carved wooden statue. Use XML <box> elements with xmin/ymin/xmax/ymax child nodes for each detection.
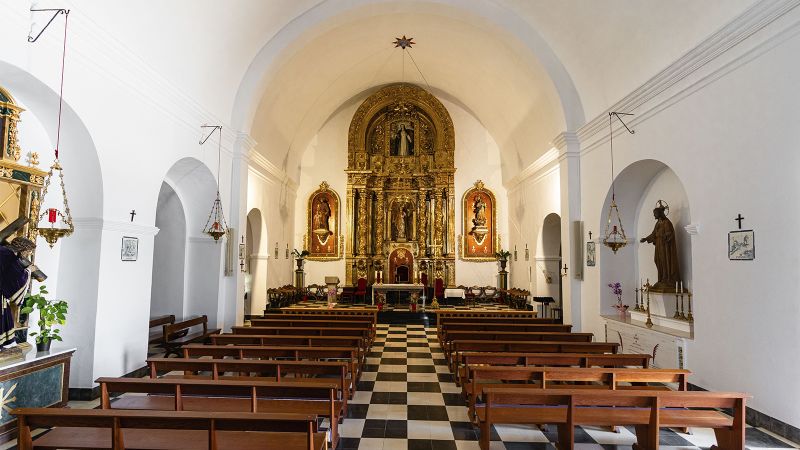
<box><xmin>640</xmin><ymin>205</ymin><xmax>681</xmax><ymax>292</ymax></box>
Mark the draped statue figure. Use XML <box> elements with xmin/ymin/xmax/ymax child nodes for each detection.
<box><xmin>0</xmin><ymin>237</ymin><xmax>36</xmax><ymax>348</ymax></box>
<box><xmin>640</xmin><ymin>206</ymin><xmax>681</xmax><ymax>291</ymax></box>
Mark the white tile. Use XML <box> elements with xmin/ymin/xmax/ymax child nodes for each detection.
<box><xmin>373</xmin><ymin>381</ymin><xmax>408</xmax><ymax>392</ymax></box>
<box><xmin>358</xmin><ymin>437</ymin><xmax>385</xmax><ymax>450</ymax></box>
<box><xmin>378</xmin><ymin>364</ymin><xmax>406</xmax><ymax>373</ymax></box>
<box><xmin>365</xmin><ymin>357</ymin><xmax>382</xmax><ymax>365</ymax></box>
<box><xmin>583</xmin><ymin>426</ymin><xmax>637</xmax><ymax>445</ymax></box>
<box><xmin>407</xmin><ymin>392</ymin><xmax>445</xmax><ymax>405</ymax></box>
<box><xmin>407</xmin><ymin>358</ymin><xmax>435</xmax><ymax>366</ymax></box>
<box><xmin>407</xmin><ymin>420</ymin><xmax>432</xmax><ymax>439</ymax></box>
<box><xmin>435</xmin><ymin>365</ymin><xmax>451</xmax><ymax>373</ymax></box>
<box><xmin>407</xmin><ymin>373</ymin><xmax>439</xmax><ymax>382</ymax></box>
<box><xmin>429</xmin><ymin>421</ymin><xmax>456</xmax><ymax>440</ymax></box>
<box><xmin>446</xmin><ymin>405</ymin><xmax>472</xmax><ymax>422</ymax></box>
<box><xmin>439</xmin><ymin>383</ymin><xmax>463</xmax><ymax>394</ymax></box>
<box><xmin>407</xmin><ymin>338</ymin><xmax>428</xmax><ymax>343</ymax></box>
<box><xmin>360</xmin><ymin>371</ymin><xmax>377</xmax><ymax>381</ymax></box>
<box><xmin>381</xmin><ymin>438</ymin><xmax>408</xmax><ymax>450</ymax></box>
<box><xmin>351</xmin><ymin>390</ymin><xmax>373</xmax><ymax>404</ymax></box>
<box><xmin>339</xmin><ymin>418</ymin><xmax>365</xmax><ymax>438</ymax></box>
<box><xmin>381</xmin><ymin>351</ymin><xmax>407</xmax><ymax>358</ymax></box>
<box><xmin>455</xmin><ymin>441</ymin><xmax>482</xmax><ymax>450</ymax></box>
<box><xmin>493</xmin><ymin>424</ymin><xmax>549</xmax><ymax>442</ymax></box>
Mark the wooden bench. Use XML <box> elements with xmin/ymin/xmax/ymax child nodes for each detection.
<box><xmin>437</xmin><ymin>322</ymin><xmax>572</xmax><ymax>342</ymax></box>
<box><xmin>436</xmin><ymin>316</ymin><xmax>559</xmax><ymax>336</ymax></box>
<box><xmin>276</xmin><ymin>308</ymin><xmax>379</xmax><ymax>323</ymax></box>
<box><xmin>14</xmin><ymin>408</ymin><xmax>325</xmax><ymax>450</ymax></box>
<box><xmin>465</xmin><ymin>366</ymin><xmax>690</xmax><ymax>421</ymax></box>
<box><xmin>147</xmin><ymin>357</ymin><xmax>353</xmax><ymax>403</ymax></box>
<box><xmin>232</xmin><ymin>326</ymin><xmax>373</xmax><ymax>346</ymax></box>
<box><xmin>161</xmin><ymin>315</ymin><xmax>221</xmax><ymax>357</ymax></box>
<box><xmin>442</xmin><ymin>331</ymin><xmax>594</xmax><ymax>360</ymax></box>
<box><xmin>96</xmin><ymin>377</ymin><xmax>343</xmax><ymax>449</ymax></box>
<box><xmin>477</xmin><ymin>388</ymin><xmax>748</xmax><ymax>450</ymax></box>
<box><xmin>250</xmin><ymin>318</ymin><xmax>376</xmax><ymax>340</ymax></box>
<box><xmin>211</xmin><ymin>334</ymin><xmax>366</xmax><ymax>356</ymax></box>
<box><xmin>434</xmin><ymin>310</ymin><xmax>543</xmax><ymax>322</ymax></box>
<box><xmin>148</xmin><ymin>314</ymin><xmax>177</xmax><ymax>345</ymax></box>
<box><xmin>448</xmin><ymin>340</ymin><xmax>619</xmax><ymax>372</ymax></box>
<box><xmin>456</xmin><ymin>352</ymin><xmax>651</xmax><ymax>385</ymax></box>
<box><xmin>183</xmin><ymin>344</ymin><xmax>362</xmax><ymax>381</ymax></box>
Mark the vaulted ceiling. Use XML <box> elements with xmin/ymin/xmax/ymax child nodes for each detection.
<box><xmin>77</xmin><ymin>0</ymin><xmax>756</xmax><ymax>182</ymax></box>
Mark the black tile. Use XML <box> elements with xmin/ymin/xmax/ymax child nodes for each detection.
<box><xmin>442</xmin><ymin>393</ymin><xmax>465</xmax><ymax>406</ymax></box>
<box><xmin>433</xmin><ymin>359</ymin><xmax>449</xmax><ymax>366</ymax></box>
<box><xmin>475</xmin><ymin>424</ymin><xmax>502</xmax><ymax>441</ymax></box>
<box><xmin>363</xmin><ymin>364</ymin><xmax>380</xmax><ymax>372</ymax></box>
<box><xmin>338</xmin><ymin>437</ymin><xmax>360</xmax><ymax>449</ymax></box>
<box><xmin>345</xmin><ymin>403</ymin><xmax>369</xmax><ymax>419</ymax></box>
<box><xmin>407</xmin><ymin>365</ymin><xmax>436</xmax><ymax>373</ymax></box>
<box><xmin>388</xmin><ymin>330</ymin><xmax>405</xmax><ymax>334</ymax></box>
<box><xmin>437</xmin><ymin>374</ymin><xmax>455</xmax><ymax>383</ymax></box>
<box><xmin>367</xmin><ymin>351</ymin><xmax>383</xmax><ymax>357</ymax></box>
<box><xmin>361</xmin><ymin>419</ymin><xmax>388</xmax><ymax>438</ymax></box>
<box><xmin>370</xmin><ymin>392</ymin><xmax>392</xmax><ymax>404</ymax></box>
<box><xmin>503</xmin><ymin>443</ymin><xmax>553</xmax><ymax>450</ymax></box>
<box><xmin>599</xmin><ymin>446</ymin><xmax>634</xmax><ymax>450</ymax></box>
<box><xmin>357</xmin><ymin>380</ymin><xmax>375</xmax><ymax>391</ymax></box>
<box><xmin>745</xmin><ymin>427</ymin><xmax>795</xmax><ymax>448</ymax></box>
<box><xmin>406</xmin><ymin>405</ymin><xmax>450</xmax><ymax>421</ymax></box>
<box><xmin>387</xmin><ymin>338</ymin><xmax>408</xmax><ymax>342</ymax></box>
<box><xmin>657</xmin><ymin>429</ymin><xmax>692</xmax><ymax>446</ymax></box>
<box><xmin>380</xmin><ymin>358</ymin><xmax>408</xmax><ymax>365</ymax></box>
<box><xmin>408</xmin><ymin>438</ymin><xmax>433</xmax><ymax>450</ymax></box>
<box><xmin>408</xmin><ymin>382</ymin><xmax>441</xmax><ymax>393</ymax></box>
<box><xmin>376</xmin><ymin>372</ymin><xmax>407</xmax><ymax>381</ymax></box>
<box><xmin>450</xmin><ymin>421</ymin><xmax>478</xmax><ymax>441</ymax></box>
<box><xmin>430</xmin><ymin>440</ymin><xmax>458</xmax><ymax>450</ymax></box>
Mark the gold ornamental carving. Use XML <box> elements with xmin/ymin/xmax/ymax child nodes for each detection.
<box><xmin>461</xmin><ymin>180</ymin><xmax>498</xmax><ymax>261</ymax></box>
<box><xmin>306</xmin><ymin>181</ymin><xmax>343</xmax><ymax>261</ymax></box>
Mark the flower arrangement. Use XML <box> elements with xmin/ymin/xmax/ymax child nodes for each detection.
<box><xmin>292</xmin><ymin>249</ymin><xmax>310</xmax><ymax>259</ymax></box>
<box><xmin>608</xmin><ymin>282</ymin><xmax>628</xmax><ymax>314</ymax></box>
<box><xmin>494</xmin><ymin>250</ymin><xmax>512</xmax><ymax>260</ymax></box>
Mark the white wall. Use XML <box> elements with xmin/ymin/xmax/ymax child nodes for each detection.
<box><xmin>291</xmin><ymin>92</ymin><xmax>508</xmax><ymax>288</ymax></box>
<box><xmin>150</xmin><ymin>182</ymin><xmax>186</xmax><ymax>319</ymax></box>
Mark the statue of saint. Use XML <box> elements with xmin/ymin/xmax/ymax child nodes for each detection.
<box><xmin>313</xmin><ymin>198</ymin><xmax>331</xmax><ymax>233</ymax></box>
<box><xmin>640</xmin><ymin>206</ymin><xmax>681</xmax><ymax>291</ymax></box>
<box><xmin>472</xmin><ymin>195</ymin><xmax>487</xmax><ymax>228</ymax></box>
<box><xmin>396</xmin><ymin>206</ymin><xmax>408</xmax><ymax>240</ymax></box>
<box><xmin>391</xmin><ymin>123</ymin><xmax>414</xmax><ymax>156</ymax></box>
<box><xmin>0</xmin><ymin>237</ymin><xmax>36</xmax><ymax>348</ymax></box>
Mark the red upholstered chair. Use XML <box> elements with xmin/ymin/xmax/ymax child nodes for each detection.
<box><xmin>421</xmin><ymin>273</ymin><xmax>429</xmax><ymax>300</ymax></box>
<box><xmin>355</xmin><ymin>278</ymin><xmax>368</xmax><ymax>304</ymax></box>
<box><xmin>434</xmin><ymin>278</ymin><xmax>444</xmax><ymax>301</ymax></box>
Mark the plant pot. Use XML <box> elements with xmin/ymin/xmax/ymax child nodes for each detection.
<box><xmin>36</xmin><ymin>340</ymin><xmax>51</xmax><ymax>353</ymax></box>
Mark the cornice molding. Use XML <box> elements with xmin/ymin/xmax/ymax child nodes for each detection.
<box><xmin>505</xmin><ymin>148</ymin><xmax>559</xmax><ymax>192</ymax></box>
<box><xmin>576</xmin><ymin>0</ymin><xmax>800</xmax><ymax>153</ymax></box>
<box><xmin>248</xmin><ymin>150</ymin><xmax>299</xmax><ymax>192</ymax></box>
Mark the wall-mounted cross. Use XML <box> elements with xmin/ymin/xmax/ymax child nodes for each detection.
<box><xmin>734</xmin><ymin>213</ymin><xmax>744</xmax><ymax>230</ymax></box>
<box><xmin>130</xmin><ymin>210</ymin><xmax>137</xmax><ymax>222</ymax></box>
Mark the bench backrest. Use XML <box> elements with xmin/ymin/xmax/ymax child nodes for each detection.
<box><xmin>460</xmin><ymin>352</ymin><xmax>651</xmax><ymax>368</ymax></box>
<box><xmin>250</xmin><ymin>319</ymin><xmax>374</xmax><ymax>329</ymax></box>
<box><xmin>164</xmin><ymin>315</ymin><xmax>208</xmax><ymax>339</ymax></box>
<box><xmin>14</xmin><ymin>408</ymin><xmax>318</xmax><ymax>450</ymax></box>
<box><xmin>149</xmin><ymin>315</ymin><xmax>175</xmax><ymax>328</ymax></box>
<box><xmin>231</xmin><ymin>326</ymin><xmax>370</xmax><ymax>337</ymax></box>
<box><xmin>182</xmin><ymin>344</ymin><xmax>358</xmax><ymax>361</ymax></box>
<box><xmin>148</xmin><ymin>357</ymin><xmax>349</xmax><ymax>380</ymax></box>
<box><xmin>440</xmin><ymin>323</ymin><xmax>572</xmax><ymax>333</ymax></box>
<box><xmin>452</xmin><ymin>340</ymin><xmax>618</xmax><ymax>356</ymax></box>
<box><xmin>484</xmin><ymin>387</ymin><xmax>747</xmax><ymax>409</ymax></box>
<box><xmin>468</xmin><ymin>366</ymin><xmax>689</xmax><ymax>390</ymax></box>
<box><xmin>443</xmin><ymin>331</ymin><xmax>594</xmax><ymax>343</ymax></box>
<box><xmin>438</xmin><ymin>317</ymin><xmax>558</xmax><ymax>324</ymax></box>
<box><xmin>211</xmin><ymin>334</ymin><xmax>364</xmax><ymax>348</ymax></box>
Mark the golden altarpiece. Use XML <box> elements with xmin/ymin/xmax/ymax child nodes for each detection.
<box><xmin>0</xmin><ymin>86</ymin><xmax>46</xmax><ymax>242</ymax></box>
<box><xmin>345</xmin><ymin>83</ymin><xmax>456</xmax><ymax>286</ymax></box>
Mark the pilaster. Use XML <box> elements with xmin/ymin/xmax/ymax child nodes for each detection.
<box><xmin>555</xmin><ymin>131</ymin><xmax>582</xmax><ymax>330</ymax></box>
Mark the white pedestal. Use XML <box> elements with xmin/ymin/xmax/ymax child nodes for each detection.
<box><xmin>629</xmin><ymin>291</ymin><xmax>693</xmax><ymax>334</ymax></box>
<box><xmin>325</xmin><ymin>277</ymin><xmax>340</xmax><ymax>307</ymax></box>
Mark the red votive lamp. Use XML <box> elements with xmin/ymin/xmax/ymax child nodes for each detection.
<box><xmin>48</xmin><ymin>208</ymin><xmax>57</xmax><ymax>223</ymax></box>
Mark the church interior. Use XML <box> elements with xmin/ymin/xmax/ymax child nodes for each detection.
<box><xmin>0</xmin><ymin>0</ymin><xmax>798</xmax><ymax>449</ymax></box>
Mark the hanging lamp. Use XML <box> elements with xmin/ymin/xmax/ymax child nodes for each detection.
<box><xmin>33</xmin><ymin>9</ymin><xmax>74</xmax><ymax>248</ymax></box>
<box><xmin>602</xmin><ymin>112</ymin><xmax>635</xmax><ymax>254</ymax></box>
<box><xmin>200</xmin><ymin>125</ymin><xmax>228</xmax><ymax>242</ymax></box>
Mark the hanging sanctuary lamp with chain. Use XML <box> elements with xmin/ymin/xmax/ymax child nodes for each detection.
<box><xmin>30</xmin><ymin>8</ymin><xmax>74</xmax><ymax>247</ymax></box>
<box><xmin>200</xmin><ymin>125</ymin><xmax>228</xmax><ymax>242</ymax></box>
<box><xmin>602</xmin><ymin>112</ymin><xmax>635</xmax><ymax>254</ymax></box>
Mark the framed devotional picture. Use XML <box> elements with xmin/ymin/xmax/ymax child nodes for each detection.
<box><xmin>586</xmin><ymin>241</ymin><xmax>596</xmax><ymax>266</ymax></box>
<box><xmin>461</xmin><ymin>180</ymin><xmax>497</xmax><ymax>261</ymax></box>
<box><xmin>121</xmin><ymin>236</ymin><xmax>138</xmax><ymax>261</ymax></box>
<box><xmin>728</xmin><ymin>230</ymin><xmax>754</xmax><ymax>260</ymax></box>
<box><xmin>306</xmin><ymin>181</ymin><xmax>342</xmax><ymax>260</ymax></box>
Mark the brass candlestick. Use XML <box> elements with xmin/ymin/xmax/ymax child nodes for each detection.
<box><xmin>673</xmin><ymin>292</ymin><xmax>681</xmax><ymax>319</ymax></box>
<box><xmin>679</xmin><ymin>293</ymin><xmax>686</xmax><ymax>320</ymax></box>
<box><xmin>634</xmin><ymin>288</ymin><xmax>641</xmax><ymax>311</ymax></box>
<box><xmin>687</xmin><ymin>293</ymin><xmax>694</xmax><ymax>322</ymax></box>
<box><xmin>645</xmin><ymin>280</ymin><xmax>653</xmax><ymax>328</ymax></box>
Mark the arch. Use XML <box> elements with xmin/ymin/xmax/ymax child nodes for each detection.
<box><xmin>535</xmin><ymin>212</ymin><xmax>562</xmax><ymax>306</ymax></box>
<box><xmin>159</xmin><ymin>157</ymin><xmax>223</xmax><ymax>325</ymax></box>
<box><xmin>598</xmin><ymin>159</ymin><xmax>692</xmax><ymax>313</ymax></box>
<box><xmin>150</xmin><ymin>182</ymin><xmax>187</xmax><ymax>319</ymax></box>
<box><xmin>230</xmin><ymin>0</ymin><xmax>585</xmax><ymax>152</ymax></box>
<box><xmin>246</xmin><ymin>207</ymin><xmax>268</xmax><ymax>316</ymax></box>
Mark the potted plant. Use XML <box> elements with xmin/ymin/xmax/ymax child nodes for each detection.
<box><xmin>376</xmin><ymin>292</ymin><xmax>387</xmax><ymax>311</ymax></box>
<box><xmin>292</xmin><ymin>249</ymin><xmax>310</xmax><ymax>270</ymax></box>
<box><xmin>495</xmin><ymin>250</ymin><xmax>512</xmax><ymax>271</ymax></box>
<box><xmin>608</xmin><ymin>282</ymin><xmax>629</xmax><ymax>317</ymax></box>
<box><xmin>20</xmin><ymin>286</ymin><xmax>68</xmax><ymax>352</ymax></box>
<box><xmin>409</xmin><ymin>292</ymin><xmax>419</xmax><ymax>312</ymax></box>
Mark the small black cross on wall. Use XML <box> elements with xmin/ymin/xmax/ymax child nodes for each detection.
<box><xmin>130</xmin><ymin>210</ymin><xmax>137</xmax><ymax>222</ymax></box>
<box><xmin>735</xmin><ymin>213</ymin><xmax>744</xmax><ymax>230</ymax></box>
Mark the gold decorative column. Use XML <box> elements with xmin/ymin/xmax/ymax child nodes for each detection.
<box><xmin>375</xmin><ymin>190</ymin><xmax>385</xmax><ymax>256</ymax></box>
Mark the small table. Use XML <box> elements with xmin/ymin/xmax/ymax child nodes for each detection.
<box><xmin>372</xmin><ymin>284</ymin><xmax>425</xmax><ymax>307</ymax></box>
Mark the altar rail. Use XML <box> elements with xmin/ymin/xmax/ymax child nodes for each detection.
<box><xmin>434</xmin><ymin>310</ymin><xmax>539</xmax><ymax>320</ymax></box>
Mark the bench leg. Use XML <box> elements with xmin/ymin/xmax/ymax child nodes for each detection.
<box><xmin>633</xmin><ymin>425</ymin><xmax>659</xmax><ymax>450</ymax></box>
<box><xmin>556</xmin><ymin>424</ymin><xmax>574</xmax><ymax>450</ymax></box>
<box><xmin>479</xmin><ymin>421</ymin><xmax>491</xmax><ymax>450</ymax></box>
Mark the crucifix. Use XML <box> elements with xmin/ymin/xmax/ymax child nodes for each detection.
<box><xmin>588</xmin><ymin>231</ymin><xmax>593</xmax><ymax>240</ymax></box>
<box><xmin>734</xmin><ymin>213</ymin><xmax>744</xmax><ymax>229</ymax></box>
<box><xmin>129</xmin><ymin>210</ymin><xmax>137</xmax><ymax>222</ymax></box>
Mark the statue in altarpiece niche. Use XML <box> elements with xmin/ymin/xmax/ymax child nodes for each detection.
<box><xmin>391</xmin><ymin>122</ymin><xmax>414</xmax><ymax>156</ymax></box>
<box><xmin>313</xmin><ymin>198</ymin><xmax>331</xmax><ymax>233</ymax></box>
<box><xmin>472</xmin><ymin>195</ymin><xmax>487</xmax><ymax>228</ymax></box>
<box><xmin>640</xmin><ymin>204</ymin><xmax>681</xmax><ymax>292</ymax></box>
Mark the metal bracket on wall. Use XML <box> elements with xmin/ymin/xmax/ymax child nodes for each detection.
<box><xmin>28</xmin><ymin>8</ymin><xmax>70</xmax><ymax>43</ymax></box>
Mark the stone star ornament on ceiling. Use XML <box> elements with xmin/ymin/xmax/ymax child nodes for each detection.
<box><xmin>393</xmin><ymin>35</ymin><xmax>415</xmax><ymax>49</ymax></box>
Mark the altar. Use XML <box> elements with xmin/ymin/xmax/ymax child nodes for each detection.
<box><xmin>371</xmin><ymin>283</ymin><xmax>425</xmax><ymax>307</ymax></box>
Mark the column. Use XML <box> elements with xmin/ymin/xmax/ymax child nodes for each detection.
<box><xmin>555</xmin><ymin>131</ymin><xmax>582</xmax><ymax>329</ymax></box>
<box><xmin>357</xmin><ymin>189</ymin><xmax>368</xmax><ymax>255</ymax></box>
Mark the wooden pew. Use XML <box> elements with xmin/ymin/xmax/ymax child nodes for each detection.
<box><xmin>441</xmin><ymin>331</ymin><xmax>594</xmax><ymax>360</ymax></box>
<box><xmin>250</xmin><ymin>318</ymin><xmax>376</xmax><ymax>340</ymax></box>
<box><xmin>96</xmin><ymin>377</ymin><xmax>343</xmax><ymax>449</ymax></box>
<box><xmin>232</xmin><ymin>326</ymin><xmax>372</xmax><ymax>346</ymax></box>
<box><xmin>148</xmin><ymin>314</ymin><xmax>177</xmax><ymax>345</ymax></box>
<box><xmin>147</xmin><ymin>357</ymin><xmax>353</xmax><ymax>403</ymax></box>
<box><xmin>464</xmin><ymin>366</ymin><xmax>689</xmax><ymax>421</ymax></box>
<box><xmin>437</xmin><ymin>322</ymin><xmax>572</xmax><ymax>341</ymax></box>
<box><xmin>477</xmin><ymin>388</ymin><xmax>748</xmax><ymax>450</ymax></box>
<box><xmin>456</xmin><ymin>352</ymin><xmax>651</xmax><ymax>385</ymax></box>
<box><xmin>212</xmin><ymin>334</ymin><xmax>366</xmax><ymax>355</ymax></box>
<box><xmin>183</xmin><ymin>344</ymin><xmax>362</xmax><ymax>381</ymax></box>
<box><xmin>161</xmin><ymin>315</ymin><xmax>221</xmax><ymax>357</ymax></box>
<box><xmin>276</xmin><ymin>308</ymin><xmax>379</xmax><ymax>323</ymax></box>
<box><xmin>14</xmin><ymin>408</ymin><xmax>325</xmax><ymax>450</ymax></box>
<box><xmin>448</xmin><ymin>340</ymin><xmax>619</xmax><ymax>372</ymax></box>
<box><xmin>436</xmin><ymin>316</ymin><xmax>559</xmax><ymax>337</ymax></box>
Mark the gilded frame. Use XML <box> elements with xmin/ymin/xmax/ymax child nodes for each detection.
<box><xmin>460</xmin><ymin>180</ymin><xmax>497</xmax><ymax>261</ymax></box>
<box><xmin>306</xmin><ymin>181</ymin><xmax>343</xmax><ymax>261</ymax></box>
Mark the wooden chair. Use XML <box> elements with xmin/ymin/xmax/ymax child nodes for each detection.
<box><xmin>434</xmin><ymin>278</ymin><xmax>445</xmax><ymax>302</ymax></box>
<box><xmin>161</xmin><ymin>315</ymin><xmax>220</xmax><ymax>357</ymax></box>
<box><xmin>354</xmin><ymin>278</ymin><xmax>368</xmax><ymax>304</ymax></box>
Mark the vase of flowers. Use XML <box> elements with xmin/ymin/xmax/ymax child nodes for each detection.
<box><xmin>608</xmin><ymin>282</ymin><xmax>629</xmax><ymax>317</ymax></box>
<box><xmin>376</xmin><ymin>293</ymin><xmax>386</xmax><ymax>311</ymax></box>
<box><xmin>410</xmin><ymin>292</ymin><xmax>419</xmax><ymax>312</ymax></box>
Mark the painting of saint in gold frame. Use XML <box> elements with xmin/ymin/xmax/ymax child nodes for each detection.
<box><xmin>307</xmin><ymin>181</ymin><xmax>342</xmax><ymax>260</ymax></box>
<box><xmin>461</xmin><ymin>180</ymin><xmax>497</xmax><ymax>261</ymax></box>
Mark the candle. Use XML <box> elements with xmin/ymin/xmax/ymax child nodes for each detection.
<box><xmin>680</xmin><ymin>281</ymin><xmax>684</xmax><ymax>293</ymax></box>
<box><xmin>48</xmin><ymin>208</ymin><xmax>57</xmax><ymax>223</ymax></box>
<box><xmin>675</xmin><ymin>281</ymin><xmax>679</xmax><ymax>292</ymax></box>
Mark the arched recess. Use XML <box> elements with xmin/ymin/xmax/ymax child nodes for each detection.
<box><xmin>150</xmin><ymin>182</ymin><xmax>187</xmax><ymax>319</ymax></box>
<box><xmin>536</xmin><ymin>212</ymin><xmax>562</xmax><ymax>308</ymax></box>
<box><xmin>245</xmin><ymin>208</ymin><xmax>268</xmax><ymax>316</ymax></box>
<box><xmin>159</xmin><ymin>157</ymin><xmax>222</xmax><ymax>325</ymax></box>
<box><xmin>598</xmin><ymin>159</ymin><xmax>692</xmax><ymax>313</ymax></box>
<box><xmin>0</xmin><ymin>61</ymin><xmax>103</xmax><ymax>388</ymax></box>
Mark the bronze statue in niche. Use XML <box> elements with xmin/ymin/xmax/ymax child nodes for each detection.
<box><xmin>640</xmin><ymin>202</ymin><xmax>681</xmax><ymax>292</ymax></box>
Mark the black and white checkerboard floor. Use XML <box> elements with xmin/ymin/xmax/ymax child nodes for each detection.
<box><xmin>338</xmin><ymin>323</ymin><xmax>798</xmax><ymax>450</ymax></box>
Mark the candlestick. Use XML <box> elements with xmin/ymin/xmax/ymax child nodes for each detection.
<box><xmin>645</xmin><ymin>280</ymin><xmax>653</xmax><ymax>328</ymax></box>
<box><xmin>680</xmin><ymin>281</ymin><xmax>684</xmax><ymax>293</ymax></box>
<box><xmin>673</xmin><ymin>292</ymin><xmax>681</xmax><ymax>319</ymax></box>
<box><xmin>687</xmin><ymin>293</ymin><xmax>693</xmax><ymax>322</ymax></box>
<box><xmin>675</xmin><ymin>281</ymin><xmax>678</xmax><ymax>293</ymax></box>
<box><xmin>679</xmin><ymin>294</ymin><xmax>686</xmax><ymax>320</ymax></box>
<box><xmin>634</xmin><ymin>288</ymin><xmax>640</xmax><ymax>311</ymax></box>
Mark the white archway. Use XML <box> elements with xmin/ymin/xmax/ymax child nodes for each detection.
<box><xmin>245</xmin><ymin>208</ymin><xmax>268</xmax><ymax>317</ymax></box>
<box><xmin>150</xmin><ymin>182</ymin><xmax>187</xmax><ymax>320</ymax></box>
<box><xmin>536</xmin><ymin>212</ymin><xmax>562</xmax><ymax>310</ymax></box>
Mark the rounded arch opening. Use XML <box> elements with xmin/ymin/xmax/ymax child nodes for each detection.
<box><xmin>535</xmin><ymin>212</ymin><xmax>562</xmax><ymax>309</ymax></box>
<box><xmin>598</xmin><ymin>159</ymin><xmax>692</xmax><ymax>313</ymax></box>
<box><xmin>245</xmin><ymin>208</ymin><xmax>268</xmax><ymax>316</ymax></box>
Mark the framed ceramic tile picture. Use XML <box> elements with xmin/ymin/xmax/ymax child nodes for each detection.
<box><xmin>728</xmin><ymin>230</ymin><xmax>754</xmax><ymax>260</ymax></box>
<box><xmin>121</xmin><ymin>236</ymin><xmax>138</xmax><ymax>261</ymax></box>
<box><xmin>586</xmin><ymin>241</ymin><xmax>596</xmax><ymax>266</ymax></box>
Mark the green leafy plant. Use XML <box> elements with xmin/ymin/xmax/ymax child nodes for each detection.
<box><xmin>495</xmin><ymin>250</ymin><xmax>512</xmax><ymax>259</ymax></box>
<box><xmin>292</xmin><ymin>249</ymin><xmax>310</xmax><ymax>259</ymax></box>
<box><xmin>20</xmin><ymin>286</ymin><xmax>68</xmax><ymax>344</ymax></box>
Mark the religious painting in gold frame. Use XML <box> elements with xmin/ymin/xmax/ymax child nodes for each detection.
<box><xmin>306</xmin><ymin>181</ymin><xmax>342</xmax><ymax>260</ymax></box>
<box><xmin>461</xmin><ymin>180</ymin><xmax>497</xmax><ymax>261</ymax></box>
